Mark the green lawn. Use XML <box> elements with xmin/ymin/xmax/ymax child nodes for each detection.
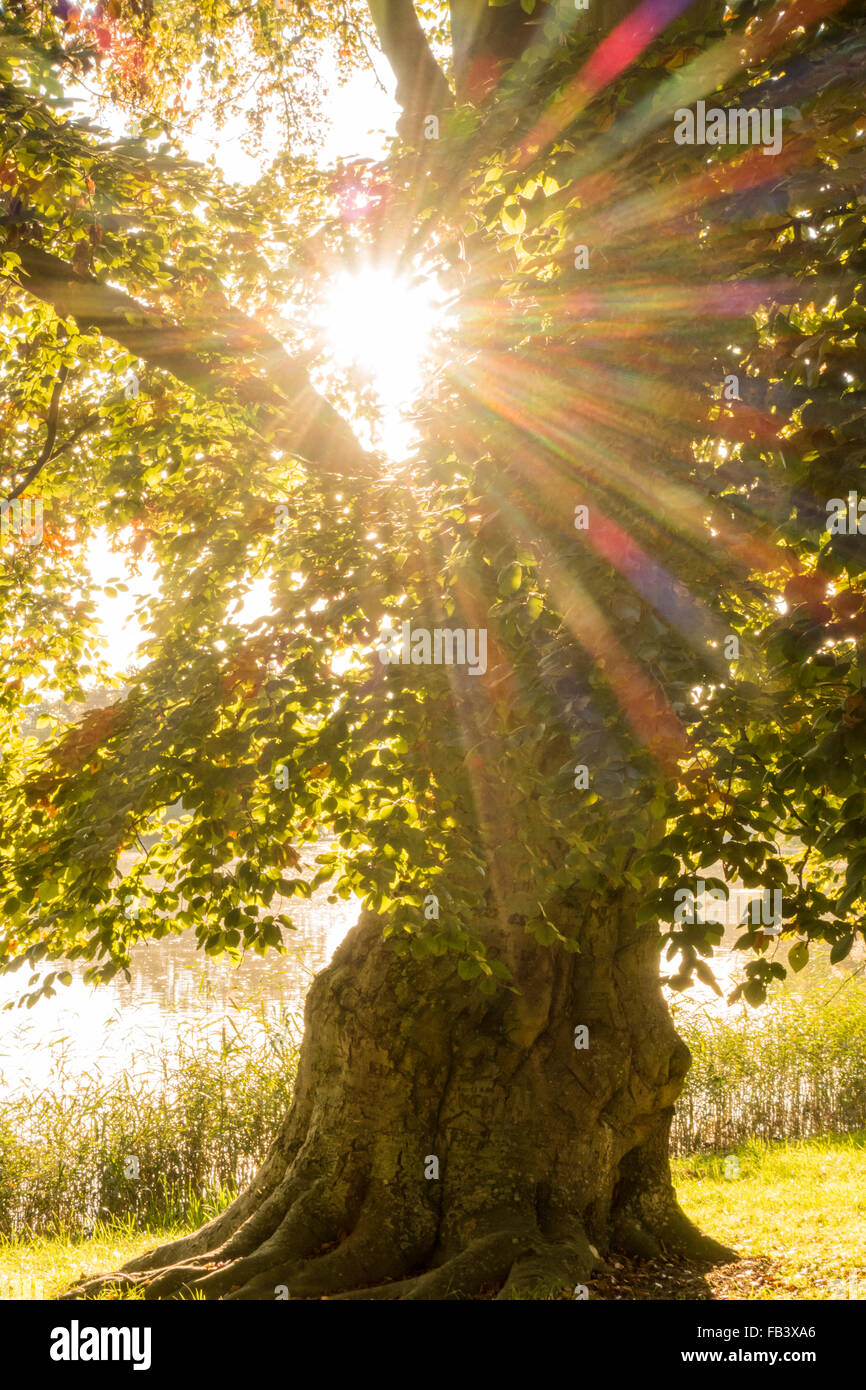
<box><xmin>0</xmin><ymin>1215</ymin><xmax>181</xmax><ymax>1300</ymax></box>
<box><xmin>671</xmin><ymin>1130</ymin><xmax>866</xmax><ymax>1300</ymax></box>
<box><xmin>1</xmin><ymin>1132</ymin><xmax>863</xmax><ymax>1299</ymax></box>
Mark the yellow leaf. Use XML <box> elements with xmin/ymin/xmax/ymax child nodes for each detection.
<box><xmin>501</xmin><ymin>202</ymin><xmax>526</xmax><ymax>234</ymax></box>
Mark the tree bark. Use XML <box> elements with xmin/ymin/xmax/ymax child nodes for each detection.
<box><xmin>450</xmin><ymin>0</ymin><xmax>554</xmax><ymax>100</ymax></box>
<box><xmin>52</xmin><ymin>0</ymin><xmax>738</xmax><ymax>1303</ymax></box>
<box><xmin>63</xmin><ymin>887</ymin><xmax>733</xmax><ymax>1300</ymax></box>
<box><xmin>366</xmin><ymin>0</ymin><xmax>453</xmax><ymax>139</ymax></box>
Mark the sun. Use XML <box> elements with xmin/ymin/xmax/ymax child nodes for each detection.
<box><xmin>321</xmin><ymin>266</ymin><xmax>447</xmax><ymax>460</ymax></box>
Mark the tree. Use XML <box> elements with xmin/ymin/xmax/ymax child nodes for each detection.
<box><xmin>1</xmin><ymin>0</ymin><xmax>864</xmax><ymax>1298</ymax></box>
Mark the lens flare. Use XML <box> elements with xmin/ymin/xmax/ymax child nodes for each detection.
<box><xmin>322</xmin><ymin>266</ymin><xmax>446</xmax><ymax>460</ymax></box>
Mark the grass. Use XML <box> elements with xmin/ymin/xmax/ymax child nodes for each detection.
<box><xmin>0</xmin><ymin>1216</ymin><xmax>186</xmax><ymax>1300</ymax></box>
<box><xmin>672</xmin><ymin>1130</ymin><xmax>866</xmax><ymax>1299</ymax></box>
<box><xmin>1</xmin><ymin>1131</ymin><xmax>862</xmax><ymax>1299</ymax></box>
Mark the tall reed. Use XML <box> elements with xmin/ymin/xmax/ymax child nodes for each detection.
<box><xmin>0</xmin><ymin>1008</ymin><xmax>297</xmax><ymax>1238</ymax></box>
<box><xmin>671</xmin><ymin>980</ymin><xmax>866</xmax><ymax>1155</ymax></box>
<box><xmin>2</xmin><ymin>975</ymin><xmax>865</xmax><ymax>1235</ymax></box>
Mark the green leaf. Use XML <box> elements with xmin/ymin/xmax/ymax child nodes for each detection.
<box><xmin>788</xmin><ymin>941</ymin><xmax>809</xmax><ymax>972</ymax></box>
<box><xmin>829</xmin><ymin>933</ymin><xmax>854</xmax><ymax>964</ymax></box>
<box><xmin>500</xmin><ymin>203</ymin><xmax>526</xmax><ymax>235</ymax></box>
<box><xmin>498</xmin><ymin>561</ymin><xmax>523</xmax><ymax>595</ymax></box>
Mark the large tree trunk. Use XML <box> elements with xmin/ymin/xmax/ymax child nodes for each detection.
<box><xmin>64</xmin><ymin>887</ymin><xmax>733</xmax><ymax>1301</ymax></box>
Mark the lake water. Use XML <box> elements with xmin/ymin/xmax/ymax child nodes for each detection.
<box><xmin>0</xmin><ymin>847</ymin><xmax>359</xmax><ymax>1096</ymax></box>
<box><xmin>0</xmin><ymin>864</ymin><xmax>844</xmax><ymax>1099</ymax></box>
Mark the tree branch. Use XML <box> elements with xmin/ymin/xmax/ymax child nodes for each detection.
<box><xmin>4</xmin><ymin>362</ymin><xmax>68</xmax><ymax>504</ymax></box>
<box><xmin>366</xmin><ymin>0</ymin><xmax>453</xmax><ymax>137</ymax></box>
<box><xmin>449</xmin><ymin>0</ymin><xmax>551</xmax><ymax>100</ymax></box>
<box><xmin>9</xmin><ymin>244</ymin><xmax>376</xmax><ymax>483</ymax></box>
<box><xmin>4</xmin><ymin>409</ymin><xmax>102</xmax><ymax>505</ymax></box>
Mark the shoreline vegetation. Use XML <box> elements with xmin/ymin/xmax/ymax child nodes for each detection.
<box><xmin>1</xmin><ymin>967</ymin><xmax>864</xmax><ymax>1240</ymax></box>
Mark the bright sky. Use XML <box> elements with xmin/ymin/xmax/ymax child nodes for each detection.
<box><xmin>86</xmin><ymin>528</ymin><xmax>157</xmax><ymax>673</ymax></box>
<box><xmin>86</xmin><ymin>39</ymin><xmax>414</xmax><ymax>677</ymax></box>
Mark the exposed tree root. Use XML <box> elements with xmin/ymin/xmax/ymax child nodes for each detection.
<box><xmin>613</xmin><ymin>1206</ymin><xmax>737</xmax><ymax>1265</ymax></box>
<box><xmin>68</xmin><ymin>1227</ymin><xmax>596</xmax><ymax>1302</ymax></box>
<box><xmin>401</xmin><ymin>1232</ymin><xmax>530</xmax><ymax>1301</ymax></box>
<box><xmin>610</xmin><ymin>1121</ymin><xmax>738</xmax><ymax>1266</ymax></box>
<box><xmin>64</xmin><ymin>1192</ymin><xmax>726</xmax><ymax>1302</ymax></box>
<box><xmin>60</xmin><ymin>900</ymin><xmax>737</xmax><ymax>1302</ymax></box>
<box><xmin>495</xmin><ymin>1240</ymin><xmax>593</xmax><ymax>1300</ymax></box>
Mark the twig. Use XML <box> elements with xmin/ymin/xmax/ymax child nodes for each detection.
<box><xmin>4</xmin><ymin>406</ymin><xmax>101</xmax><ymax>505</ymax></box>
<box><xmin>3</xmin><ymin>363</ymin><xmax>68</xmax><ymax>504</ymax></box>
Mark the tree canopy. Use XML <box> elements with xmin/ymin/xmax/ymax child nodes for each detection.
<box><xmin>1</xmin><ymin>0</ymin><xmax>865</xmax><ymax>1012</ymax></box>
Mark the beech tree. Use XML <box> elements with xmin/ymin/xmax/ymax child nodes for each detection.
<box><xmin>1</xmin><ymin>0</ymin><xmax>865</xmax><ymax>1299</ymax></box>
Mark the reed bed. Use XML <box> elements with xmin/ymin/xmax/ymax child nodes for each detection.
<box><xmin>671</xmin><ymin>980</ymin><xmax>866</xmax><ymax>1155</ymax></box>
<box><xmin>2</xmin><ymin>974</ymin><xmax>865</xmax><ymax>1235</ymax></box>
<box><xmin>0</xmin><ymin>1008</ymin><xmax>297</xmax><ymax>1238</ymax></box>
